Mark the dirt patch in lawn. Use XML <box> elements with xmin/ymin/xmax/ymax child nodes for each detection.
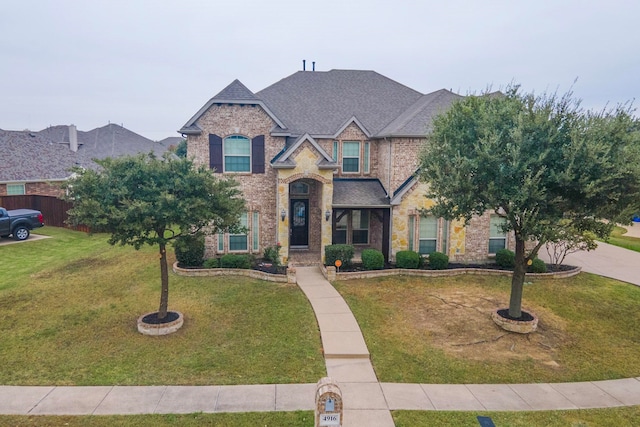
<box><xmin>405</xmin><ymin>288</ymin><xmax>570</xmax><ymax>366</ymax></box>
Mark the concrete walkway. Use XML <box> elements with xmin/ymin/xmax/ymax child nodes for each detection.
<box><xmin>2</xmin><ymin>265</ymin><xmax>640</xmax><ymax>425</ymax></box>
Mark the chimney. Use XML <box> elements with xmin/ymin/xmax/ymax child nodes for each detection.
<box><xmin>312</xmin><ymin>61</ymin><xmax>315</xmax><ymax>71</ymax></box>
<box><xmin>69</xmin><ymin>124</ymin><xmax>78</xmax><ymax>152</ymax></box>
<box><xmin>303</xmin><ymin>59</ymin><xmax>306</xmax><ymax>71</ymax></box>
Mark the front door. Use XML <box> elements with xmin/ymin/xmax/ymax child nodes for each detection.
<box><xmin>290</xmin><ymin>199</ymin><xmax>309</xmax><ymax>247</ymax></box>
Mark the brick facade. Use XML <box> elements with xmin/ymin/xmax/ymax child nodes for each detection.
<box><xmin>0</xmin><ymin>182</ymin><xmax>65</xmax><ymax>197</ymax></box>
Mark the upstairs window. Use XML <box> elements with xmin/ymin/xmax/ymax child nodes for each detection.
<box><xmin>342</xmin><ymin>141</ymin><xmax>360</xmax><ymax>173</ymax></box>
<box><xmin>489</xmin><ymin>215</ymin><xmax>508</xmax><ymax>253</ymax></box>
<box><xmin>224</xmin><ymin>136</ymin><xmax>251</xmax><ymax>172</ymax></box>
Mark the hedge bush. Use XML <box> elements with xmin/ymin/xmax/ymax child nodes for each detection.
<box><xmin>220</xmin><ymin>253</ymin><xmax>252</xmax><ymax>269</ymax></box>
<box><xmin>428</xmin><ymin>251</ymin><xmax>449</xmax><ymax>270</ymax></box>
<box><xmin>495</xmin><ymin>249</ymin><xmax>515</xmax><ymax>268</ymax></box>
<box><xmin>263</xmin><ymin>244</ymin><xmax>282</xmax><ymax>266</ymax></box>
<box><xmin>396</xmin><ymin>250</ymin><xmax>420</xmax><ymax>269</ymax></box>
<box><xmin>173</xmin><ymin>233</ymin><xmax>205</xmax><ymax>267</ymax></box>
<box><xmin>361</xmin><ymin>249</ymin><xmax>385</xmax><ymax>270</ymax></box>
<box><xmin>528</xmin><ymin>258</ymin><xmax>547</xmax><ymax>273</ymax></box>
<box><xmin>325</xmin><ymin>244</ymin><xmax>354</xmax><ymax>267</ymax></box>
<box><xmin>203</xmin><ymin>258</ymin><xmax>219</xmax><ymax>269</ymax></box>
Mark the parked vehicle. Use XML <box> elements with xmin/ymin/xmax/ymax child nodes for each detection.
<box><xmin>0</xmin><ymin>207</ymin><xmax>44</xmax><ymax>241</ymax></box>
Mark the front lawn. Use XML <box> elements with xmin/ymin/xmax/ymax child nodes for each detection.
<box><xmin>334</xmin><ymin>273</ymin><xmax>640</xmax><ymax>384</ymax></box>
<box><xmin>603</xmin><ymin>225</ymin><xmax>640</xmax><ymax>253</ymax></box>
<box><xmin>0</xmin><ymin>227</ymin><xmax>325</xmax><ymax>385</ymax></box>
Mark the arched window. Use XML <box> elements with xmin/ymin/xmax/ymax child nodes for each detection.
<box><xmin>224</xmin><ymin>135</ymin><xmax>251</xmax><ymax>172</ymax></box>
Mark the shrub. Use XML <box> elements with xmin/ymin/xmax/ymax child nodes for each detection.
<box><xmin>428</xmin><ymin>251</ymin><xmax>449</xmax><ymax>270</ymax></box>
<box><xmin>325</xmin><ymin>244</ymin><xmax>354</xmax><ymax>267</ymax></box>
<box><xmin>173</xmin><ymin>233</ymin><xmax>205</xmax><ymax>267</ymax></box>
<box><xmin>361</xmin><ymin>249</ymin><xmax>385</xmax><ymax>270</ymax></box>
<box><xmin>220</xmin><ymin>253</ymin><xmax>252</xmax><ymax>269</ymax></box>
<box><xmin>495</xmin><ymin>249</ymin><xmax>515</xmax><ymax>268</ymax></box>
<box><xmin>396</xmin><ymin>250</ymin><xmax>420</xmax><ymax>269</ymax></box>
<box><xmin>263</xmin><ymin>243</ymin><xmax>282</xmax><ymax>267</ymax></box>
<box><xmin>528</xmin><ymin>258</ymin><xmax>547</xmax><ymax>273</ymax></box>
<box><xmin>203</xmin><ymin>258</ymin><xmax>219</xmax><ymax>269</ymax></box>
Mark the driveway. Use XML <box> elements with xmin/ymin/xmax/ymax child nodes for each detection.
<box><xmin>0</xmin><ymin>234</ymin><xmax>49</xmax><ymax>246</ymax></box>
<box><xmin>539</xmin><ymin>225</ymin><xmax>640</xmax><ymax>287</ymax></box>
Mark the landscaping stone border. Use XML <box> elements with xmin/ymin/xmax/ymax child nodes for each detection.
<box><xmin>172</xmin><ymin>262</ymin><xmax>296</xmax><ymax>283</ymax></box>
<box><xmin>321</xmin><ymin>264</ymin><xmax>582</xmax><ymax>282</ymax></box>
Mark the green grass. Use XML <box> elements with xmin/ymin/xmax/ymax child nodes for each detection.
<box><xmin>393</xmin><ymin>407</ymin><xmax>640</xmax><ymax>426</ymax></box>
<box><xmin>334</xmin><ymin>273</ymin><xmax>640</xmax><ymax>384</ymax></box>
<box><xmin>603</xmin><ymin>225</ymin><xmax>640</xmax><ymax>252</ymax></box>
<box><xmin>0</xmin><ymin>227</ymin><xmax>325</xmax><ymax>385</ymax></box>
<box><xmin>0</xmin><ymin>412</ymin><xmax>313</xmax><ymax>426</ymax></box>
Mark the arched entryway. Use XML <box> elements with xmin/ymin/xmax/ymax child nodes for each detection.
<box><xmin>288</xmin><ymin>178</ymin><xmax>323</xmax><ymax>264</ymax></box>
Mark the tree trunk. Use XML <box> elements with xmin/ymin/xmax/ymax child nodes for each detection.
<box><xmin>508</xmin><ymin>236</ymin><xmax>527</xmax><ymax>319</ymax></box>
<box><xmin>158</xmin><ymin>242</ymin><xmax>169</xmax><ymax>320</ymax></box>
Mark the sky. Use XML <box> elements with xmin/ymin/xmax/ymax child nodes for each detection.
<box><xmin>2</xmin><ymin>0</ymin><xmax>639</xmax><ymax>141</ymax></box>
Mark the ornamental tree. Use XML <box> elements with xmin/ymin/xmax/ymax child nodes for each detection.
<box><xmin>419</xmin><ymin>87</ymin><xmax>640</xmax><ymax>319</ymax></box>
<box><xmin>63</xmin><ymin>153</ymin><xmax>245</xmax><ymax>320</ymax></box>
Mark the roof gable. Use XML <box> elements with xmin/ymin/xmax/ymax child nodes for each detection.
<box><xmin>271</xmin><ymin>133</ymin><xmax>337</xmax><ymax>169</ymax></box>
<box><xmin>377</xmin><ymin>89</ymin><xmax>464</xmax><ymax>137</ymax></box>
<box><xmin>179</xmin><ymin>79</ymin><xmax>287</xmax><ymax>135</ymax></box>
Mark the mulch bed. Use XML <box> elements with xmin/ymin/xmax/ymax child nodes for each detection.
<box><xmin>141</xmin><ymin>311</ymin><xmax>180</xmax><ymax>324</ymax></box>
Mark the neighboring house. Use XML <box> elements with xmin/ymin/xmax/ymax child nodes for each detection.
<box><xmin>180</xmin><ymin>69</ymin><xmax>513</xmax><ymax>264</ymax></box>
<box><xmin>0</xmin><ymin>123</ymin><xmax>170</xmax><ymax>197</ymax></box>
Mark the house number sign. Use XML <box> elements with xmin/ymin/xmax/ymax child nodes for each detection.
<box><xmin>315</xmin><ymin>377</ymin><xmax>342</xmax><ymax>427</ymax></box>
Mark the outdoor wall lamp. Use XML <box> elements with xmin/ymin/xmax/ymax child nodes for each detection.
<box><xmin>325</xmin><ymin>210</ymin><xmax>331</xmax><ymax>221</ymax></box>
<box><xmin>281</xmin><ymin>209</ymin><xmax>286</xmax><ymax>221</ymax></box>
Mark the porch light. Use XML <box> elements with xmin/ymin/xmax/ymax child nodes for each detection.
<box><xmin>325</xmin><ymin>210</ymin><xmax>331</xmax><ymax>221</ymax></box>
<box><xmin>281</xmin><ymin>209</ymin><xmax>286</xmax><ymax>221</ymax></box>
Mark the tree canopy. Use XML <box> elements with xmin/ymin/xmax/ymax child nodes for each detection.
<box><xmin>419</xmin><ymin>87</ymin><xmax>640</xmax><ymax>318</ymax></box>
<box><xmin>63</xmin><ymin>153</ymin><xmax>245</xmax><ymax>319</ymax></box>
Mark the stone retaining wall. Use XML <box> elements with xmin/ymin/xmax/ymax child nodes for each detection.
<box><xmin>172</xmin><ymin>262</ymin><xmax>295</xmax><ymax>283</ymax></box>
<box><xmin>321</xmin><ymin>265</ymin><xmax>581</xmax><ymax>282</ymax></box>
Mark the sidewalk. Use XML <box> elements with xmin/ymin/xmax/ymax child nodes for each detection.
<box><xmin>2</xmin><ymin>266</ymin><xmax>640</xmax><ymax>425</ymax></box>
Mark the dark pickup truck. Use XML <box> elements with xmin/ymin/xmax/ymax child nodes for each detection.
<box><xmin>0</xmin><ymin>207</ymin><xmax>45</xmax><ymax>241</ymax></box>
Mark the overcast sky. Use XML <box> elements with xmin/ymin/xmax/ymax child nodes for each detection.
<box><xmin>2</xmin><ymin>0</ymin><xmax>639</xmax><ymax>141</ymax></box>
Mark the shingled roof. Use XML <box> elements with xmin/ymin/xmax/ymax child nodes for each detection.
<box><xmin>0</xmin><ymin>130</ymin><xmax>80</xmax><ymax>182</ymax></box>
<box><xmin>257</xmin><ymin>70</ymin><xmax>423</xmax><ymax>137</ymax></box>
<box><xmin>332</xmin><ymin>178</ymin><xmax>390</xmax><ymax>208</ymax></box>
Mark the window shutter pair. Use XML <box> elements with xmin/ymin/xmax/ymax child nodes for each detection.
<box><xmin>209</xmin><ymin>134</ymin><xmax>265</xmax><ymax>173</ymax></box>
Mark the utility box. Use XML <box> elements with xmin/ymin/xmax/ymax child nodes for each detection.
<box><xmin>315</xmin><ymin>377</ymin><xmax>343</xmax><ymax>427</ymax></box>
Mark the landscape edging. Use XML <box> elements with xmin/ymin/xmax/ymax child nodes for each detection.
<box><xmin>172</xmin><ymin>262</ymin><xmax>294</xmax><ymax>283</ymax></box>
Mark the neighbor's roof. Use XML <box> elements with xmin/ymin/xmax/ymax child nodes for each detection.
<box><xmin>332</xmin><ymin>178</ymin><xmax>390</xmax><ymax>208</ymax></box>
<box><xmin>0</xmin><ymin>130</ymin><xmax>80</xmax><ymax>182</ymax></box>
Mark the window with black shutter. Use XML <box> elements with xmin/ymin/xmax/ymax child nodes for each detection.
<box><xmin>252</xmin><ymin>135</ymin><xmax>265</xmax><ymax>174</ymax></box>
<box><xmin>209</xmin><ymin>134</ymin><xmax>223</xmax><ymax>172</ymax></box>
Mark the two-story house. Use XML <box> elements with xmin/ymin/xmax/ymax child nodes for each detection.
<box><xmin>180</xmin><ymin>69</ymin><xmax>511</xmax><ymax>265</ymax></box>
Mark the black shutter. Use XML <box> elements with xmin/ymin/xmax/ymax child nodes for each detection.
<box><xmin>252</xmin><ymin>135</ymin><xmax>265</xmax><ymax>174</ymax></box>
<box><xmin>209</xmin><ymin>134</ymin><xmax>222</xmax><ymax>173</ymax></box>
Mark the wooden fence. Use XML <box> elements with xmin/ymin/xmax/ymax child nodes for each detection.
<box><xmin>0</xmin><ymin>195</ymin><xmax>89</xmax><ymax>232</ymax></box>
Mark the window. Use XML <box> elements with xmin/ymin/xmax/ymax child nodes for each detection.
<box><xmin>489</xmin><ymin>215</ymin><xmax>507</xmax><ymax>253</ymax></box>
<box><xmin>363</xmin><ymin>141</ymin><xmax>370</xmax><ymax>173</ymax></box>
<box><xmin>218</xmin><ymin>231</ymin><xmax>224</xmax><ymax>252</ymax></box>
<box><xmin>334</xmin><ymin>211</ymin><xmax>348</xmax><ymax>244</ymax></box>
<box><xmin>7</xmin><ymin>183</ymin><xmax>25</xmax><ymax>195</ymax></box>
<box><xmin>352</xmin><ymin>210</ymin><xmax>369</xmax><ymax>244</ymax></box>
<box><xmin>229</xmin><ymin>212</ymin><xmax>248</xmax><ymax>251</ymax></box>
<box><xmin>419</xmin><ymin>216</ymin><xmax>438</xmax><ymax>254</ymax></box>
<box><xmin>332</xmin><ymin>141</ymin><xmax>338</xmax><ymax>161</ymax></box>
<box><xmin>408</xmin><ymin>216</ymin><xmax>415</xmax><ymax>251</ymax></box>
<box><xmin>224</xmin><ymin>135</ymin><xmax>251</xmax><ymax>172</ymax></box>
<box><xmin>342</xmin><ymin>141</ymin><xmax>360</xmax><ymax>173</ymax></box>
<box><xmin>252</xmin><ymin>212</ymin><xmax>259</xmax><ymax>252</ymax></box>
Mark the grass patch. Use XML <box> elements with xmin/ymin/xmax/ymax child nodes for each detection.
<box><xmin>0</xmin><ymin>412</ymin><xmax>313</xmax><ymax>426</ymax></box>
<box><xmin>603</xmin><ymin>225</ymin><xmax>640</xmax><ymax>252</ymax></box>
<box><xmin>393</xmin><ymin>406</ymin><xmax>640</xmax><ymax>426</ymax></box>
<box><xmin>334</xmin><ymin>273</ymin><xmax>640</xmax><ymax>384</ymax></box>
<box><xmin>0</xmin><ymin>227</ymin><xmax>324</xmax><ymax>385</ymax></box>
